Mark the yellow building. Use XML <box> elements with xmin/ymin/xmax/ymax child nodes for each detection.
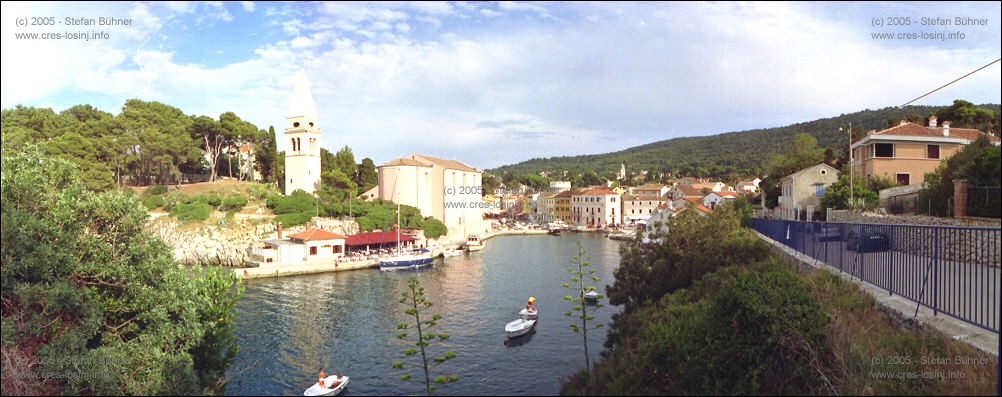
<box><xmin>552</xmin><ymin>189</ymin><xmax>576</xmax><ymax>223</ymax></box>
<box><xmin>852</xmin><ymin>117</ymin><xmax>999</xmax><ymax>186</ymax></box>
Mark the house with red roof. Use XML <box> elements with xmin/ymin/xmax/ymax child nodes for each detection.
<box><xmin>852</xmin><ymin>116</ymin><xmax>1000</xmax><ymax>186</ymax></box>
<box><xmin>571</xmin><ymin>188</ymin><xmax>621</xmax><ymax>227</ymax></box>
<box><xmin>245</xmin><ymin>226</ymin><xmax>346</xmax><ymax>267</ymax></box>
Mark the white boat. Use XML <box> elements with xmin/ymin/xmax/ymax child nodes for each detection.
<box><xmin>304</xmin><ymin>374</ymin><xmax>349</xmax><ymax>396</ymax></box>
<box><xmin>584</xmin><ymin>290</ymin><xmax>599</xmax><ymax>303</ymax></box>
<box><xmin>442</xmin><ymin>248</ymin><xmax>462</xmax><ymax>257</ymax></box>
<box><xmin>607</xmin><ymin>230</ymin><xmax>634</xmax><ymax>241</ymax></box>
<box><xmin>505</xmin><ymin>308</ymin><xmax>537</xmax><ymax>338</ymax></box>
<box><xmin>465</xmin><ymin>234</ymin><xmax>485</xmax><ymax>252</ymax></box>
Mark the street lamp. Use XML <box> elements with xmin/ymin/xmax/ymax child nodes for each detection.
<box><xmin>840</xmin><ymin>122</ymin><xmax>853</xmax><ymax>209</ymax></box>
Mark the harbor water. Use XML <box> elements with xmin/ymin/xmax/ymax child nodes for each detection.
<box><xmin>225</xmin><ymin>233</ymin><xmax>622</xmax><ymax>396</ymax></box>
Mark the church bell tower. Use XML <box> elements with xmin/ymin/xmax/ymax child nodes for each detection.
<box><xmin>284</xmin><ymin>69</ymin><xmax>322</xmax><ymax>196</ymax></box>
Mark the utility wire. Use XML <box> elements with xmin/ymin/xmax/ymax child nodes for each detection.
<box><xmin>897</xmin><ymin>58</ymin><xmax>1001</xmax><ymax>109</ymax></box>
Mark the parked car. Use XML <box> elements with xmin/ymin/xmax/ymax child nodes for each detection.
<box><xmin>845</xmin><ymin>226</ymin><xmax>891</xmax><ymax>252</ymax></box>
<box><xmin>816</xmin><ymin>223</ymin><xmax>842</xmax><ymax>242</ymax></box>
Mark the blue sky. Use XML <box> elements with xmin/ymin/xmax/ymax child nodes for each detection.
<box><xmin>2</xmin><ymin>1</ymin><xmax>1000</xmax><ymax>169</ymax></box>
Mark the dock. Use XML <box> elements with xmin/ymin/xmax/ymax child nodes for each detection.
<box><xmin>234</xmin><ymin>229</ymin><xmax>552</xmax><ymax>280</ymax></box>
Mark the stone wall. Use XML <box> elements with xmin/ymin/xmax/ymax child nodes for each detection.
<box><xmin>828</xmin><ymin>210</ymin><xmax>1001</xmax><ymax>267</ymax></box>
<box><xmin>149</xmin><ymin>216</ymin><xmax>360</xmax><ymax>266</ymax></box>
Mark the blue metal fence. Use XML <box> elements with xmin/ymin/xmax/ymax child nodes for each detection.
<box><xmin>753</xmin><ymin>218</ymin><xmax>1000</xmax><ymax>333</ymax></box>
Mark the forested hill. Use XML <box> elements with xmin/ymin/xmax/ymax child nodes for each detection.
<box><xmin>490</xmin><ymin>102</ymin><xmax>1000</xmax><ymax>182</ymax></box>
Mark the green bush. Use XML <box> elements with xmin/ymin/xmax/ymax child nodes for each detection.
<box><xmin>204</xmin><ymin>194</ymin><xmax>222</xmax><ymax>207</ymax></box>
<box><xmin>274</xmin><ymin>211</ymin><xmax>312</xmax><ymax>226</ymax></box>
<box><xmin>162</xmin><ymin>190</ymin><xmax>187</xmax><ymax>212</ymax></box>
<box><xmin>142</xmin><ymin>195</ymin><xmax>165</xmax><ymax>210</ymax></box>
<box><xmin>170</xmin><ymin>202</ymin><xmax>214</xmax><ymax>221</ymax></box>
<box><xmin>268</xmin><ymin>190</ymin><xmax>315</xmax><ymax>214</ymax></box>
<box><xmin>2</xmin><ymin>147</ymin><xmax>241</xmax><ymax>395</ymax></box>
<box><xmin>219</xmin><ymin>196</ymin><xmax>248</xmax><ymax>211</ymax></box>
<box><xmin>563</xmin><ymin>261</ymin><xmax>830</xmax><ymax>395</ymax></box>
<box><xmin>421</xmin><ymin>217</ymin><xmax>448</xmax><ymax>239</ymax></box>
<box><xmin>147</xmin><ymin>185</ymin><xmax>168</xmax><ymax>196</ymax></box>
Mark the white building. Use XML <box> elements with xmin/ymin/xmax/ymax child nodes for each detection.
<box><xmin>549</xmin><ymin>181</ymin><xmax>572</xmax><ymax>193</ymax></box>
<box><xmin>377</xmin><ymin>154</ymin><xmax>487</xmax><ymax>238</ymax></box>
<box><xmin>245</xmin><ymin>227</ymin><xmax>346</xmax><ymax>267</ymax></box>
<box><xmin>622</xmin><ymin>194</ymin><xmax>666</xmax><ymax>225</ymax></box>
<box><xmin>571</xmin><ymin>188</ymin><xmax>621</xmax><ymax>227</ymax></box>
<box><xmin>702</xmin><ymin>191</ymin><xmax>740</xmax><ymax>210</ymax></box>
<box><xmin>631</xmin><ymin>183</ymin><xmax>670</xmax><ymax>198</ymax></box>
<box><xmin>284</xmin><ymin>70</ymin><xmax>322</xmax><ymax>196</ymax></box>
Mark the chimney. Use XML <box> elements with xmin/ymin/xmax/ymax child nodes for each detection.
<box><xmin>277</xmin><ymin>222</ymin><xmax>283</xmax><ymax>239</ymax></box>
<box><xmin>928</xmin><ymin>115</ymin><xmax>937</xmax><ymax>127</ymax></box>
<box><xmin>942</xmin><ymin>121</ymin><xmax>950</xmax><ymax>137</ymax></box>
<box><xmin>899</xmin><ymin>119</ymin><xmax>909</xmax><ymax>126</ymax></box>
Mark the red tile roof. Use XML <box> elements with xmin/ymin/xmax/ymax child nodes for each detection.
<box><xmin>345</xmin><ymin>231</ymin><xmax>416</xmax><ymax>246</ymax></box>
<box><xmin>872</xmin><ymin>122</ymin><xmax>999</xmax><ymax>143</ymax></box>
<box><xmin>287</xmin><ymin>228</ymin><xmax>346</xmax><ymax>241</ymax></box>
<box><xmin>579</xmin><ymin>188</ymin><xmax>617</xmax><ymax>195</ymax></box>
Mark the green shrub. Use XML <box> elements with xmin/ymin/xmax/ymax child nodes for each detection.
<box><xmin>421</xmin><ymin>217</ymin><xmax>448</xmax><ymax>239</ymax></box>
<box><xmin>219</xmin><ymin>196</ymin><xmax>248</xmax><ymax>211</ymax></box>
<box><xmin>274</xmin><ymin>211</ymin><xmax>312</xmax><ymax>226</ymax></box>
<box><xmin>163</xmin><ymin>190</ymin><xmax>187</xmax><ymax>212</ymax></box>
<box><xmin>171</xmin><ymin>202</ymin><xmax>214</xmax><ymax>221</ymax></box>
<box><xmin>204</xmin><ymin>194</ymin><xmax>222</xmax><ymax>207</ymax></box>
<box><xmin>142</xmin><ymin>195</ymin><xmax>165</xmax><ymax>210</ymax></box>
<box><xmin>268</xmin><ymin>190</ymin><xmax>315</xmax><ymax>214</ymax></box>
<box><xmin>147</xmin><ymin>185</ymin><xmax>168</xmax><ymax>196</ymax></box>
<box><xmin>563</xmin><ymin>261</ymin><xmax>830</xmax><ymax>395</ymax></box>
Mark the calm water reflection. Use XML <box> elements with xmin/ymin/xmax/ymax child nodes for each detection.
<box><xmin>225</xmin><ymin>233</ymin><xmax>621</xmax><ymax>396</ymax></box>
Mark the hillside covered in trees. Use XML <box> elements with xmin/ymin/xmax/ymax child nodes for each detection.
<box><xmin>491</xmin><ymin>101</ymin><xmax>1000</xmax><ymax>183</ymax></box>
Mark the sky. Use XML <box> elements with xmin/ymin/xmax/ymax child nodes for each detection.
<box><xmin>2</xmin><ymin>1</ymin><xmax>1000</xmax><ymax>169</ymax></box>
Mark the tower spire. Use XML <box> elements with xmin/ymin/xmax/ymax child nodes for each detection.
<box><xmin>288</xmin><ymin>69</ymin><xmax>318</xmax><ymax>122</ymax></box>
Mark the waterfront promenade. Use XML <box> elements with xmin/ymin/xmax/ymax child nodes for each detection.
<box><xmin>235</xmin><ymin>228</ymin><xmax>550</xmax><ymax>279</ymax></box>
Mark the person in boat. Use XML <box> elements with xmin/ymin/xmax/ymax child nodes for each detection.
<box><xmin>527</xmin><ymin>296</ymin><xmax>535</xmax><ymax>310</ymax></box>
<box><xmin>318</xmin><ymin>368</ymin><xmax>326</xmax><ymax>387</ymax></box>
<box><xmin>330</xmin><ymin>371</ymin><xmax>343</xmax><ymax>388</ymax></box>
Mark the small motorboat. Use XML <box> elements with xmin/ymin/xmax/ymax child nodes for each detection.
<box><xmin>505</xmin><ymin>316</ymin><xmax>536</xmax><ymax>338</ymax></box>
<box><xmin>584</xmin><ymin>290</ymin><xmax>599</xmax><ymax>303</ymax></box>
<box><xmin>506</xmin><ymin>304</ymin><xmax>538</xmax><ymax>338</ymax></box>
<box><xmin>304</xmin><ymin>374</ymin><xmax>349</xmax><ymax>396</ymax></box>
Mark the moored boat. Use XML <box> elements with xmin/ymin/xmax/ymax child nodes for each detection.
<box><xmin>379</xmin><ymin>250</ymin><xmax>434</xmax><ymax>270</ymax></box>
<box><xmin>465</xmin><ymin>234</ymin><xmax>485</xmax><ymax>252</ymax></box>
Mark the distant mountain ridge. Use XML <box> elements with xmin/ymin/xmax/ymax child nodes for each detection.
<box><xmin>490</xmin><ymin>104</ymin><xmax>1000</xmax><ymax>182</ymax></box>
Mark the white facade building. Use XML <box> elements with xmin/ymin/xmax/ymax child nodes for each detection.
<box><xmin>571</xmin><ymin>188</ymin><xmax>621</xmax><ymax>227</ymax></box>
<box><xmin>284</xmin><ymin>70</ymin><xmax>322</xmax><ymax>196</ymax></box>
<box><xmin>377</xmin><ymin>154</ymin><xmax>487</xmax><ymax>238</ymax></box>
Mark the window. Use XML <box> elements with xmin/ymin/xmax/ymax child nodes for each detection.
<box><xmin>896</xmin><ymin>173</ymin><xmax>910</xmax><ymax>186</ymax></box>
<box><xmin>814</xmin><ymin>184</ymin><xmax>825</xmax><ymax>197</ymax></box>
<box><xmin>927</xmin><ymin>144</ymin><xmax>940</xmax><ymax>159</ymax></box>
<box><xmin>875</xmin><ymin>143</ymin><xmax>894</xmax><ymax>158</ymax></box>
<box><xmin>310</xmin><ymin>246</ymin><xmax>318</xmax><ymax>255</ymax></box>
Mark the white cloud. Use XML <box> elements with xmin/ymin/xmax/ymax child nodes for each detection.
<box><xmin>241</xmin><ymin>1</ymin><xmax>256</xmax><ymax>12</ymax></box>
<box><xmin>2</xmin><ymin>2</ymin><xmax>999</xmax><ymax>169</ymax></box>
<box><xmin>480</xmin><ymin>9</ymin><xmax>504</xmax><ymax>18</ymax></box>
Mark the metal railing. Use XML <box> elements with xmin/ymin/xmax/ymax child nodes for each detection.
<box><xmin>753</xmin><ymin>218</ymin><xmax>1000</xmax><ymax>333</ymax></box>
